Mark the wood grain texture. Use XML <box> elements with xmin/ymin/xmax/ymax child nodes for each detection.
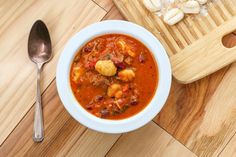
<box><xmin>2</xmin><ymin>0</ymin><xmax>236</xmax><ymax>156</ymax></box>
<box><xmin>0</xmin><ymin>9</ymin><xmax>201</xmax><ymax>156</ymax></box>
<box><xmin>0</xmin><ymin>0</ymin><xmax>106</xmax><ymax>145</ymax></box>
<box><xmin>66</xmin><ymin>129</ymin><xmax>120</xmax><ymax>157</ymax></box>
<box><xmin>186</xmin><ymin>63</ymin><xmax>236</xmax><ymax>157</ymax></box>
<box><xmin>0</xmin><ymin>81</ymin><xmax>86</xmax><ymax>157</ymax></box>
<box><xmin>222</xmin><ymin>32</ymin><xmax>236</xmax><ymax>48</ymax></box>
<box><xmin>0</xmin><ymin>77</ymin><xmax>197</xmax><ymax>157</ymax></box>
<box><xmin>107</xmin><ymin>122</ymin><xmax>197</xmax><ymax>157</ymax></box>
<box><xmin>93</xmin><ymin>0</ymin><xmax>114</xmax><ymax>11</ymax></box>
<box><xmin>154</xmin><ymin>36</ymin><xmax>236</xmax><ymax>156</ymax></box>
<box><xmin>0</xmin><ymin>3</ymin><xmax>199</xmax><ymax>156</ymax></box>
<box><xmin>103</xmin><ymin>5</ymin><xmax>124</xmax><ymax>20</ymax></box>
<box><xmin>220</xmin><ymin>134</ymin><xmax>236</xmax><ymax>156</ymax></box>
<box><xmin>113</xmin><ymin>0</ymin><xmax>236</xmax><ymax>83</ymax></box>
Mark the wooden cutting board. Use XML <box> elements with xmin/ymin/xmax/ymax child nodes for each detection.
<box><xmin>113</xmin><ymin>0</ymin><xmax>236</xmax><ymax>83</ymax></box>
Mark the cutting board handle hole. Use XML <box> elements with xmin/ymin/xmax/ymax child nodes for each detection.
<box><xmin>222</xmin><ymin>32</ymin><xmax>236</xmax><ymax>48</ymax></box>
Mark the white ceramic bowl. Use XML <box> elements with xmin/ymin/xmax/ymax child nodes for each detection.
<box><xmin>56</xmin><ymin>20</ymin><xmax>171</xmax><ymax>133</ymax></box>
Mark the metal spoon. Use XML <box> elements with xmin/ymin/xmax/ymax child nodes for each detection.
<box><xmin>28</xmin><ymin>20</ymin><xmax>52</xmax><ymax>142</ymax></box>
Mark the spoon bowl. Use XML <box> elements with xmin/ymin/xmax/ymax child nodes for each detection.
<box><xmin>28</xmin><ymin>20</ymin><xmax>52</xmax><ymax>64</ymax></box>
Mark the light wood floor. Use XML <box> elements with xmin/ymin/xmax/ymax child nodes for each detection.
<box><xmin>1</xmin><ymin>0</ymin><xmax>236</xmax><ymax>156</ymax></box>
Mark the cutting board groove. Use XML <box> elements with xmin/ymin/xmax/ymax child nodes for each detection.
<box><xmin>113</xmin><ymin>0</ymin><xmax>236</xmax><ymax>83</ymax></box>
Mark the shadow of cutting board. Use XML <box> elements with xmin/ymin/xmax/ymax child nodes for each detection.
<box><xmin>113</xmin><ymin>0</ymin><xmax>236</xmax><ymax>83</ymax></box>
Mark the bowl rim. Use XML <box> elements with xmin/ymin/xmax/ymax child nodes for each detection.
<box><xmin>56</xmin><ymin>20</ymin><xmax>172</xmax><ymax>133</ymax></box>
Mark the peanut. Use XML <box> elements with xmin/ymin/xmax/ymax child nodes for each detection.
<box><xmin>163</xmin><ymin>8</ymin><xmax>184</xmax><ymax>25</ymax></box>
<box><xmin>150</xmin><ymin>0</ymin><xmax>162</xmax><ymax>11</ymax></box>
<box><xmin>182</xmin><ymin>0</ymin><xmax>200</xmax><ymax>14</ymax></box>
<box><xmin>143</xmin><ymin>0</ymin><xmax>161</xmax><ymax>12</ymax></box>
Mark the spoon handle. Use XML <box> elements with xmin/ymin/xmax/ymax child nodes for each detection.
<box><xmin>33</xmin><ymin>64</ymin><xmax>44</xmax><ymax>142</ymax></box>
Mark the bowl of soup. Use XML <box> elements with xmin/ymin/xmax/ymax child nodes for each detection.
<box><xmin>56</xmin><ymin>20</ymin><xmax>171</xmax><ymax>133</ymax></box>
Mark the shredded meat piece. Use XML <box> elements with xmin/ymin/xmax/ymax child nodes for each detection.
<box><xmin>85</xmin><ymin>72</ymin><xmax>110</xmax><ymax>86</ymax></box>
<box><xmin>113</xmin><ymin>52</ymin><xmax>124</xmax><ymax>63</ymax></box>
<box><xmin>95</xmin><ymin>38</ymin><xmax>106</xmax><ymax>51</ymax></box>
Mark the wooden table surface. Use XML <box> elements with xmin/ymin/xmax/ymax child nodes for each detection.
<box><xmin>1</xmin><ymin>0</ymin><xmax>236</xmax><ymax>156</ymax></box>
